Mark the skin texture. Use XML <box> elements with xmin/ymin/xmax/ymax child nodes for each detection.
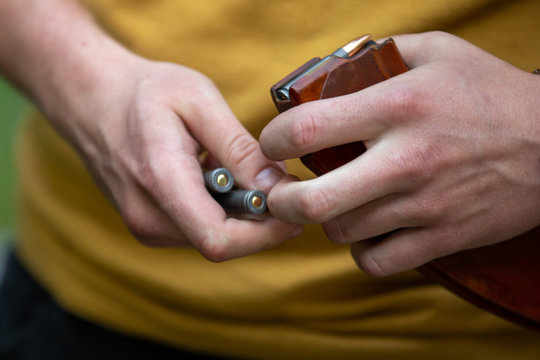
<box><xmin>260</xmin><ymin>32</ymin><xmax>540</xmax><ymax>276</ymax></box>
<box><xmin>0</xmin><ymin>0</ymin><xmax>302</xmax><ymax>261</ymax></box>
<box><xmin>1</xmin><ymin>2</ymin><xmax>538</xmax><ymax>273</ymax></box>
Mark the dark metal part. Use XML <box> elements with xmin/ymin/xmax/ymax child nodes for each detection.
<box><xmin>213</xmin><ymin>190</ymin><xmax>267</xmax><ymax>215</ymax></box>
<box><xmin>204</xmin><ymin>168</ymin><xmax>234</xmax><ymax>193</ymax></box>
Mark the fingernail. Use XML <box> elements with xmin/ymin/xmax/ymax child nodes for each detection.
<box><xmin>255</xmin><ymin>167</ymin><xmax>284</xmax><ymax>192</ymax></box>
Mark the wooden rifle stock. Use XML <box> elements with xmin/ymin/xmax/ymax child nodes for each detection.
<box><xmin>270</xmin><ymin>37</ymin><xmax>540</xmax><ymax>331</ymax></box>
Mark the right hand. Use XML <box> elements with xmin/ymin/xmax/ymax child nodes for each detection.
<box><xmin>260</xmin><ymin>32</ymin><xmax>540</xmax><ymax>276</ymax></box>
<box><xmin>59</xmin><ymin>55</ymin><xmax>302</xmax><ymax>261</ymax></box>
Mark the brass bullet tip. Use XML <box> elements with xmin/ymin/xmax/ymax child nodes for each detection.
<box><xmin>216</xmin><ymin>174</ymin><xmax>229</xmax><ymax>187</ymax></box>
<box><xmin>341</xmin><ymin>34</ymin><xmax>372</xmax><ymax>57</ymax></box>
<box><xmin>251</xmin><ymin>196</ymin><xmax>263</xmax><ymax>209</ymax></box>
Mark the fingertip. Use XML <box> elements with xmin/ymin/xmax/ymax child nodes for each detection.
<box><xmin>351</xmin><ymin>228</ymin><xmax>445</xmax><ymax>277</ymax></box>
<box><xmin>350</xmin><ymin>242</ymin><xmax>388</xmax><ymax>277</ymax></box>
<box><xmin>254</xmin><ymin>166</ymin><xmax>286</xmax><ymax>193</ymax></box>
<box><xmin>266</xmin><ymin>174</ymin><xmax>301</xmax><ymax>198</ymax></box>
<box><xmin>258</xmin><ymin>125</ymin><xmax>280</xmax><ymax>161</ymax></box>
<box><xmin>259</xmin><ymin>109</ymin><xmax>301</xmax><ymax>161</ymax></box>
<box><xmin>287</xmin><ymin>223</ymin><xmax>304</xmax><ymax>239</ymax></box>
<box><xmin>265</xmin><ymin>174</ymin><xmax>303</xmax><ymax>221</ymax></box>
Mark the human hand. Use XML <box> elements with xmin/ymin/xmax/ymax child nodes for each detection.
<box><xmin>66</xmin><ymin>56</ymin><xmax>303</xmax><ymax>260</ymax></box>
<box><xmin>0</xmin><ymin>0</ymin><xmax>301</xmax><ymax>261</ymax></box>
<box><xmin>260</xmin><ymin>32</ymin><xmax>540</xmax><ymax>276</ymax></box>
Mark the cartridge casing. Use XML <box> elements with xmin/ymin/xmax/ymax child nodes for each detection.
<box><xmin>203</xmin><ymin>168</ymin><xmax>234</xmax><ymax>193</ymax></box>
<box><xmin>213</xmin><ymin>190</ymin><xmax>267</xmax><ymax>215</ymax></box>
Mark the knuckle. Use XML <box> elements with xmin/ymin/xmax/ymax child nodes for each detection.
<box><xmin>198</xmin><ymin>237</ymin><xmax>229</xmax><ymax>263</ymax></box>
<box><xmin>172</xmin><ymin>65</ymin><xmax>215</xmax><ymax>91</ymax></box>
<box><xmin>412</xmin><ymin>196</ymin><xmax>446</xmax><ymax>223</ymax></box>
<box><xmin>122</xmin><ymin>206</ymin><xmax>154</xmax><ymax>240</ymax></box>
<box><xmin>382</xmin><ymin>86</ymin><xmax>425</xmax><ymax>121</ymax></box>
<box><xmin>135</xmin><ymin>162</ymin><xmax>156</xmax><ymax>189</ymax></box>
<box><xmin>121</xmin><ymin>205</ymin><xmax>177</xmax><ymax>248</ymax></box>
<box><xmin>422</xmin><ymin>31</ymin><xmax>452</xmax><ymax>47</ymax></box>
<box><xmin>388</xmin><ymin>139</ymin><xmax>443</xmax><ymax>186</ymax></box>
<box><xmin>188</xmin><ymin>68</ymin><xmax>215</xmax><ymax>88</ymax></box>
<box><xmin>296</xmin><ymin>186</ymin><xmax>337</xmax><ymax>222</ymax></box>
<box><xmin>132</xmin><ymin>158</ymin><xmax>166</xmax><ymax>196</ymax></box>
<box><xmin>289</xmin><ymin>112</ymin><xmax>319</xmax><ymax>150</ymax></box>
<box><xmin>188</xmin><ymin>79</ymin><xmax>218</xmax><ymax>103</ymax></box>
<box><xmin>224</xmin><ymin>132</ymin><xmax>260</xmax><ymax>167</ymax></box>
<box><xmin>418</xmin><ymin>32</ymin><xmax>458</xmax><ymax>60</ymax></box>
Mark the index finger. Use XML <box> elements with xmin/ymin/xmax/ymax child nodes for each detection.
<box><xmin>259</xmin><ymin>32</ymin><xmax>449</xmax><ymax>163</ymax></box>
<box><xmin>260</xmin><ymin>67</ymin><xmax>422</xmax><ymax>162</ymax></box>
<box><xmin>174</xmin><ymin>75</ymin><xmax>285</xmax><ymax>192</ymax></box>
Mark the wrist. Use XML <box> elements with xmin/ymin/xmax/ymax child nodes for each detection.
<box><xmin>0</xmin><ymin>0</ymin><xmax>145</xmax><ymax>140</ymax></box>
<box><xmin>40</xmin><ymin>35</ymin><xmax>145</xmax><ymax>140</ymax></box>
<box><xmin>31</xmin><ymin>17</ymin><xmax>143</xmax><ymax>129</ymax></box>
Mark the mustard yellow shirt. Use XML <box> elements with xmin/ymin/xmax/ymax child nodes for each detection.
<box><xmin>16</xmin><ymin>0</ymin><xmax>540</xmax><ymax>359</ymax></box>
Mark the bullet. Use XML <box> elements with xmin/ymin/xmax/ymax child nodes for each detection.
<box><xmin>204</xmin><ymin>168</ymin><xmax>234</xmax><ymax>193</ymax></box>
<box><xmin>213</xmin><ymin>190</ymin><xmax>267</xmax><ymax>215</ymax></box>
<box><xmin>337</xmin><ymin>34</ymin><xmax>372</xmax><ymax>58</ymax></box>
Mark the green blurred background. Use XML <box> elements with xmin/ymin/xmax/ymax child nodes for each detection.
<box><xmin>0</xmin><ymin>76</ymin><xmax>27</xmax><ymax>253</ymax></box>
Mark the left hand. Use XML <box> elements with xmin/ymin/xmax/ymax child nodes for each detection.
<box><xmin>259</xmin><ymin>32</ymin><xmax>540</xmax><ymax>276</ymax></box>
